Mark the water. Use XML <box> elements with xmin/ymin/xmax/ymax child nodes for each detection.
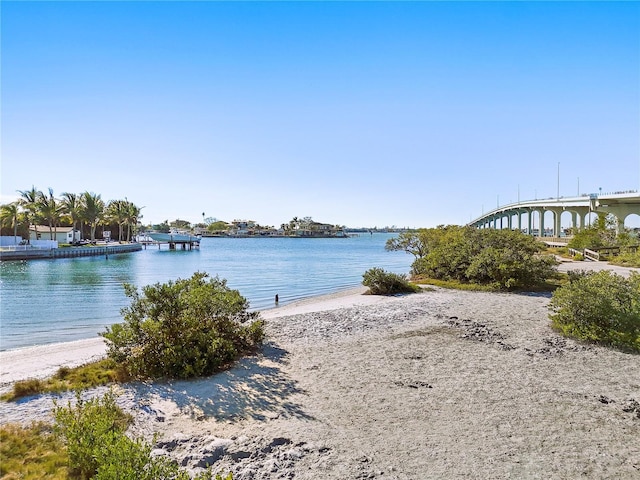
<box><xmin>0</xmin><ymin>234</ymin><xmax>412</xmax><ymax>351</ymax></box>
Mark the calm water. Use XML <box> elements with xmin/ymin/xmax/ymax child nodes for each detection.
<box><xmin>0</xmin><ymin>234</ymin><xmax>412</xmax><ymax>351</ymax></box>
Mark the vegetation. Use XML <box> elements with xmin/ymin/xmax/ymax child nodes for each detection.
<box><xmin>101</xmin><ymin>272</ymin><xmax>265</xmax><ymax>379</ymax></box>
<box><xmin>387</xmin><ymin>226</ymin><xmax>558</xmax><ymax>290</ymax></box>
<box><xmin>1</xmin><ymin>401</ymin><xmax>233</xmax><ymax>480</ymax></box>
<box><xmin>0</xmin><ymin>186</ymin><xmax>143</xmax><ymax>242</ymax></box>
<box><xmin>568</xmin><ymin>214</ymin><xmax>637</xmax><ymax>250</ymax></box>
<box><xmin>549</xmin><ymin>270</ymin><xmax>640</xmax><ymax>353</ymax></box>
<box><xmin>2</xmin><ymin>359</ymin><xmax>129</xmax><ymax>402</ymax></box>
<box><xmin>0</xmin><ymin>422</ymin><xmax>68</xmax><ymax>479</ymax></box>
<box><xmin>207</xmin><ymin>220</ymin><xmax>231</xmax><ymax>233</ymax></box>
<box><xmin>609</xmin><ymin>250</ymin><xmax>640</xmax><ymax>268</ymax></box>
<box><xmin>0</xmin><ymin>391</ymin><xmax>232</xmax><ymax>479</ymax></box>
<box><xmin>362</xmin><ymin>267</ymin><xmax>420</xmax><ymax>295</ymax></box>
<box><xmin>3</xmin><ymin>274</ymin><xmax>264</xmax><ymax>399</ymax></box>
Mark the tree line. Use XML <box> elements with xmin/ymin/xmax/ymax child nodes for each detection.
<box><xmin>0</xmin><ymin>187</ymin><xmax>143</xmax><ymax>243</ymax></box>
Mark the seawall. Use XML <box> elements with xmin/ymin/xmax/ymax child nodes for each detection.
<box><xmin>0</xmin><ymin>243</ymin><xmax>142</xmax><ymax>261</ymax></box>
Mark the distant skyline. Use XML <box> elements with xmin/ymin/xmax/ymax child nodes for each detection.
<box><xmin>2</xmin><ymin>1</ymin><xmax>639</xmax><ymax>228</ymax></box>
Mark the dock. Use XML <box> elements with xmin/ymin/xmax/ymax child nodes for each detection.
<box><xmin>139</xmin><ymin>239</ymin><xmax>200</xmax><ymax>251</ymax></box>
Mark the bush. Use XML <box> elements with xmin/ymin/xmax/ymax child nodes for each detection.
<box><xmin>101</xmin><ymin>272</ymin><xmax>265</xmax><ymax>379</ymax></box>
<box><xmin>362</xmin><ymin>267</ymin><xmax>420</xmax><ymax>295</ymax></box>
<box><xmin>53</xmin><ymin>391</ymin><xmax>131</xmax><ymax>479</ymax></box>
<box><xmin>609</xmin><ymin>250</ymin><xmax>640</xmax><ymax>268</ymax></box>
<box><xmin>549</xmin><ymin>270</ymin><xmax>640</xmax><ymax>352</ymax></box>
<box><xmin>390</xmin><ymin>226</ymin><xmax>558</xmax><ymax>290</ymax></box>
<box><xmin>53</xmin><ymin>391</ymin><xmax>231</xmax><ymax>479</ymax></box>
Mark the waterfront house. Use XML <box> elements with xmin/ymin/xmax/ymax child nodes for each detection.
<box><xmin>293</xmin><ymin>221</ymin><xmax>347</xmax><ymax>237</ymax></box>
<box><xmin>231</xmin><ymin>220</ymin><xmax>256</xmax><ymax>235</ymax></box>
<box><xmin>29</xmin><ymin>225</ymin><xmax>80</xmax><ymax>243</ymax></box>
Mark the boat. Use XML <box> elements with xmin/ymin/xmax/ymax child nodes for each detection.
<box><xmin>145</xmin><ymin>230</ymin><xmax>201</xmax><ymax>243</ymax></box>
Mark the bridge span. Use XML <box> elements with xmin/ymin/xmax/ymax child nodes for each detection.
<box><xmin>467</xmin><ymin>191</ymin><xmax>640</xmax><ymax>237</ymax></box>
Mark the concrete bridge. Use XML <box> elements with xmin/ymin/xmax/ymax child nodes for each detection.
<box><xmin>467</xmin><ymin>190</ymin><xmax>640</xmax><ymax>237</ymax></box>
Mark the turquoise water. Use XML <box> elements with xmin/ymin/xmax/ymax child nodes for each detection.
<box><xmin>0</xmin><ymin>234</ymin><xmax>413</xmax><ymax>351</ymax></box>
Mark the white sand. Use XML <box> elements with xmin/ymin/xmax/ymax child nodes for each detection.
<box><xmin>1</xmin><ymin>263</ymin><xmax>639</xmax><ymax>479</ymax></box>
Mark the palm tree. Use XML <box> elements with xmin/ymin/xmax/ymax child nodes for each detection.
<box><xmin>80</xmin><ymin>192</ymin><xmax>105</xmax><ymax>241</ymax></box>
<box><xmin>0</xmin><ymin>203</ymin><xmax>21</xmax><ymax>244</ymax></box>
<box><xmin>107</xmin><ymin>199</ymin><xmax>127</xmax><ymax>242</ymax></box>
<box><xmin>38</xmin><ymin>188</ymin><xmax>64</xmax><ymax>240</ymax></box>
<box><xmin>61</xmin><ymin>192</ymin><xmax>82</xmax><ymax>241</ymax></box>
<box><xmin>124</xmin><ymin>201</ymin><xmax>142</xmax><ymax>242</ymax></box>
<box><xmin>17</xmin><ymin>186</ymin><xmax>42</xmax><ymax>243</ymax></box>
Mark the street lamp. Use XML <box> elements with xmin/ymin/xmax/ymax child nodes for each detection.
<box><xmin>557</xmin><ymin>162</ymin><xmax>560</xmax><ymax>200</ymax></box>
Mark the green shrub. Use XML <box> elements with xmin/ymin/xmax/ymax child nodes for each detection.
<box><xmin>609</xmin><ymin>250</ymin><xmax>640</xmax><ymax>268</ymax></box>
<box><xmin>549</xmin><ymin>270</ymin><xmax>640</xmax><ymax>352</ymax></box>
<box><xmin>362</xmin><ymin>267</ymin><xmax>420</xmax><ymax>295</ymax></box>
<box><xmin>53</xmin><ymin>391</ymin><xmax>231</xmax><ymax>479</ymax></box>
<box><xmin>53</xmin><ymin>391</ymin><xmax>132</xmax><ymax>479</ymax></box>
<box><xmin>101</xmin><ymin>272</ymin><xmax>265</xmax><ymax>379</ymax></box>
<box><xmin>389</xmin><ymin>226</ymin><xmax>558</xmax><ymax>290</ymax></box>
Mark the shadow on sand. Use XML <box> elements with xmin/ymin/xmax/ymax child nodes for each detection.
<box><xmin>127</xmin><ymin>342</ymin><xmax>314</xmax><ymax>423</ymax></box>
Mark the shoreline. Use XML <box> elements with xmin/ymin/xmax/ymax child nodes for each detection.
<box><xmin>2</xmin><ymin>261</ymin><xmax>638</xmax><ymax>388</ymax></box>
<box><xmin>0</xmin><ymin>285</ymin><xmax>380</xmax><ymax>387</ymax></box>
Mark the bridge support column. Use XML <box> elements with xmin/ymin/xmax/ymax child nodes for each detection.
<box><xmin>553</xmin><ymin>209</ymin><xmax>562</xmax><ymax>237</ymax></box>
<box><xmin>527</xmin><ymin>210</ymin><xmax>533</xmax><ymax>235</ymax></box>
<box><xmin>539</xmin><ymin>211</ymin><xmax>545</xmax><ymax>237</ymax></box>
<box><xmin>517</xmin><ymin>211</ymin><xmax>523</xmax><ymax>231</ymax></box>
<box><xmin>597</xmin><ymin>205</ymin><xmax>638</xmax><ymax>234</ymax></box>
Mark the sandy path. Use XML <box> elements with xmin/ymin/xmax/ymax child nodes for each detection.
<box><xmin>3</xmin><ymin>286</ymin><xmax>638</xmax><ymax>479</ymax></box>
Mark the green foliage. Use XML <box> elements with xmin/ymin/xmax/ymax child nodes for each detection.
<box><xmin>102</xmin><ymin>272</ymin><xmax>265</xmax><ymax>379</ymax></box>
<box><xmin>52</xmin><ymin>391</ymin><xmax>231</xmax><ymax>479</ymax></box>
<box><xmin>362</xmin><ymin>267</ymin><xmax>420</xmax><ymax>295</ymax></box>
<box><xmin>8</xmin><ymin>378</ymin><xmax>46</xmax><ymax>400</ymax></box>
<box><xmin>393</xmin><ymin>226</ymin><xmax>558</xmax><ymax>290</ymax></box>
<box><xmin>53</xmin><ymin>391</ymin><xmax>132</xmax><ymax>479</ymax></box>
<box><xmin>0</xmin><ymin>422</ymin><xmax>68</xmax><ymax>479</ymax></box>
<box><xmin>151</xmin><ymin>221</ymin><xmax>171</xmax><ymax>233</ymax></box>
<box><xmin>549</xmin><ymin>270</ymin><xmax>640</xmax><ymax>352</ymax></box>
<box><xmin>3</xmin><ymin>359</ymin><xmax>128</xmax><ymax>402</ymax></box>
<box><xmin>207</xmin><ymin>221</ymin><xmax>230</xmax><ymax>232</ymax></box>
<box><xmin>567</xmin><ymin>213</ymin><xmax>634</xmax><ymax>250</ymax></box>
<box><xmin>609</xmin><ymin>249</ymin><xmax>640</xmax><ymax>268</ymax></box>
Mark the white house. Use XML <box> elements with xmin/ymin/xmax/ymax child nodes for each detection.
<box><xmin>29</xmin><ymin>226</ymin><xmax>81</xmax><ymax>243</ymax></box>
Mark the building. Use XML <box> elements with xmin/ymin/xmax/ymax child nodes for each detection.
<box><xmin>29</xmin><ymin>226</ymin><xmax>81</xmax><ymax>244</ymax></box>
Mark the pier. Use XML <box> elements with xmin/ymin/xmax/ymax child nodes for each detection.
<box><xmin>140</xmin><ymin>239</ymin><xmax>200</xmax><ymax>251</ymax></box>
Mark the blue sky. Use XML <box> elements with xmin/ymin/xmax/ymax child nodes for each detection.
<box><xmin>2</xmin><ymin>1</ymin><xmax>639</xmax><ymax>228</ymax></box>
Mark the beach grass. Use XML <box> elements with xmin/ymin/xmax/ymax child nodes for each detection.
<box><xmin>1</xmin><ymin>358</ymin><xmax>128</xmax><ymax>402</ymax></box>
<box><xmin>0</xmin><ymin>422</ymin><xmax>68</xmax><ymax>479</ymax></box>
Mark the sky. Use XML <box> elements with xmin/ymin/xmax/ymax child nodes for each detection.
<box><xmin>2</xmin><ymin>1</ymin><xmax>639</xmax><ymax>229</ymax></box>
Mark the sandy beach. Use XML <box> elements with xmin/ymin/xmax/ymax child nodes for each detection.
<box><xmin>1</xmin><ymin>263</ymin><xmax>639</xmax><ymax>479</ymax></box>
